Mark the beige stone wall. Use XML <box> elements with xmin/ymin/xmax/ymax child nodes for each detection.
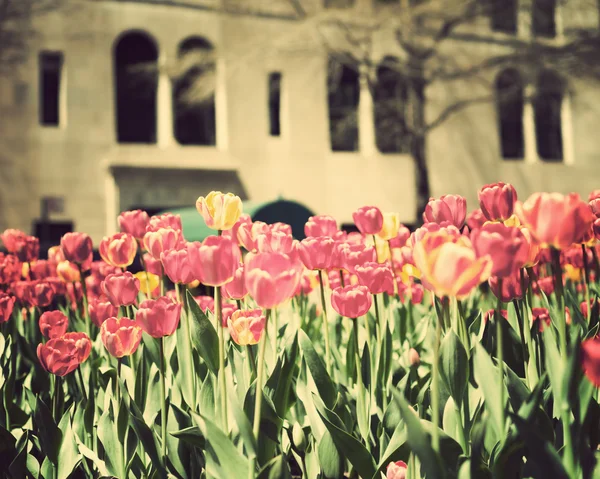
<box><xmin>0</xmin><ymin>0</ymin><xmax>599</xmax><ymax>245</ymax></box>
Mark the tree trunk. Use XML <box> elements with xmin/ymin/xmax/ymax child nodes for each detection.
<box><xmin>408</xmin><ymin>59</ymin><xmax>431</xmax><ymax>225</ymax></box>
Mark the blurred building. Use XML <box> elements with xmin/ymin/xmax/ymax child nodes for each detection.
<box><xmin>0</xmin><ymin>0</ymin><xmax>599</xmax><ymax>244</ymax></box>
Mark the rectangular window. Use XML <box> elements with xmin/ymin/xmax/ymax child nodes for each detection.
<box><xmin>268</xmin><ymin>72</ymin><xmax>282</xmax><ymax>137</ymax></box>
<box><xmin>532</xmin><ymin>0</ymin><xmax>557</xmax><ymax>38</ymax></box>
<box><xmin>39</xmin><ymin>51</ymin><xmax>63</xmax><ymax>126</ymax></box>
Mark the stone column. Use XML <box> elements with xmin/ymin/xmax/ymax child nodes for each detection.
<box><xmin>523</xmin><ymin>85</ymin><xmax>537</xmax><ymax>164</ymax></box>
<box><xmin>215</xmin><ymin>57</ymin><xmax>229</xmax><ymax>151</ymax></box>
<box><xmin>358</xmin><ymin>63</ymin><xmax>376</xmax><ymax>157</ymax></box>
<box><xmin>157</xmin><ymin>54</ymin><xmax>174</xmax><ymax>148</ymax></box>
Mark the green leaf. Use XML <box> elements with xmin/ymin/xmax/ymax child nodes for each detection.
<box><xmin>186</xmin><ymin>290</ymin><xmax>220</xmax><ymax>375</ymax></box>
<box><xmin>473</xmin><ymin>343</ymin><xmax>504</xmax><ymax>439</ymax></box>
<box><xmin>57</xmin><ymin>409</ymin><xmax>82</xmax><ymax>479</ymax></box>
<box><xmin>373</xmin><ymin>422</ymin><xmax>408</xmax><ymax>479</ymax></box>
<box><xmin>439</xmin><ymin>331</ymin><xmax>469</xmax><ymax>407</ymax></box>
<box><xmin>127</xmin><ymin>396</ymin><xmax>166</xmax><ymax>476</ymax></box>
<box><xmin>266</xmin><ymin>332</ymin><xmax>299</xmax><ymax>418</ymax></box>
<box><xmin>391</xmin><ymin>388</ymin><xmax>446</xmax><ymax>479</ymax></box>
<box><xmin>542</xmin><ymin>326</ymin><xmax>564</xmax><ymax>418</ymax></box>
<box><xmin>97</xmin><ymin>406</ymin><xmax>124</xmax><ymax>478</ymax></box>
<box><xmin>34</xmin><ymin>397</ymin><xmax>61</xmax><ymax>465</ymax></box>
<box><xmin>318</xmin><ymin>430</ymin><xmax>344</xmax><ymax>479</ymax></box>
<box><xmin>228</xmin><ymin>388</ymin><xmax>256</xmax><ymax>456</ymax></box>
<box><xmin>170</xmin><ymin>426</ymin><xmax>206</xmax><ymax>449</ymax></box>
<box><xmin>298</xmin><ymin>330</ymin><xmax>336</xmax><ymax>409</ymax></box>
<box><xmin>191</xmin><ymin>411</ymin><xmax>249</xmax><ymax>478</ymax></box>
<box><xmin>313</xmin><ymin>395</ymin><xmax>377</xmax><ymax>479</ymax></box>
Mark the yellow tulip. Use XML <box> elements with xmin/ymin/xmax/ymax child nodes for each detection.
<box><xmin>196</xmin><ymin>191</ymin><xmax>243</xmax><ymax>231</ymax></box>
<box><xmin>134</xmin><ymin>272</ymin><xmax>160</xmax><ymax>297</ymax></box>
<box><xmin>377</xmin><ymin>212</ymin><xmax>400</xmax><ymax>241</ymax></box>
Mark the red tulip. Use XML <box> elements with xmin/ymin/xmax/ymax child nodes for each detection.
<box><xmin>304</xmin><ymin>215</ymin><xmax>338</xmax><ymax>238</ymax></box>
<box><xmin>100</xmin><ymin>317</ymin><xmax>143</xmax><ymax>358</ymax></box>
<box><xmin>222</xmin><ymin>262</ymin><xmax>247</xmax><ymax>300</ymax></box>
<box><xmin>532</xmin><ymin>308</ymin><xmax>551</xmax><ymax>332</ymax></box>
<box><xmin>423</xmin><ymin>195</ymin><xmax>467</xmax><ymax>229</ymax></box>
<box><xmin>354</xmin><ymin>262</ymin><xmax>395</xmax><ymax>295</ymax></box>
<box><xmin>581</xmin><ymin>298</ymin><xmax>598</xmax><ymax>319</ymax></box>
<box><xmin>194</xmin><ymin>295</ymin><xmax>214</xmax><ymax>313</ymax></box>
<box><xmin>0</xmin><ymin>294</ymin><xmax>16</xmax><ymax>323</ymax></box>
<box><xmin>471</xmin><ymin>223</ymin><xmax>528</xmax><ymax>277</ymax></box>
<box><xmin>99</xmin><ymin>233</ymin><xmax>138</xmax><ymax>268</ymax></box>
<box><xmin>63</xmin><ymin>332</ymin><xmax>92</xmax><ymax>362</ymax></box>
<box><xmin>143</xmin><ymin>228</ymin><xmax>183</xmax><ymax>260</ymax></box>
<box><xmin>29</xmin><ymin>260</ymin><xmax>56</xmax><ymax>280</ymax></box>
<box><xmin>594</xmin><ymin>219</ymin><xmax>600</xmax><ymax>241</ymax></box>
<box><xmin>39</xmin><ymin>310</ymin><xmax>69</xmax><ymax>339</ymax></box>
<box><xmin>581</xmin><ymin>336</ymin><xmax>600</xmax><ymax>387</ymax></box>
<box><xmin>88</xmin><ymin>296</ymin><xmax>119</xmax><ymax>327</ymax></box>
<box><xmin>37</xmin><ymin>338</ymin><xmax>82</xmax><ymax>376</ymax></box>
<box><xmin>245</xmin><ymin>252</ymin><xmax>302</xmax><ymax>309</ymax></box>
<box><xmin>61</xmin><ymin>232</ymin><xmax>93</xmax><ymax>267</ymax></box>
<box><xmin>1</xmin><ymin>229</ymin><xmax>27</xmax><ymax>254</ymax></box>
<box><xmin>534</xmin><ymin>276</ymin><xmax>555</xmax><ymax>297</ymax></box>
<box><xmin>30</xmin><ymin>281</ymin><xmax>55</xmax><ymax>307</ymax></box>
<box><xmin>146</xmin><ymin>213</ymin><xmax>183</xmax><ymax>233</ymax></box>
<box><xmin>101</xmin><ymin>272</ymin><xmax>140</xmax><ymax>307</ymax></box>
<box><xmin>14</xmin><ymin>235</ymin><xmax>40</xmax><ymax>263</ymax></box>
<box><xmin>0</xmin><ymin>254</ymin><xmax>22</xmax><ymax>285</ymax></box>
<box><xmin>331</xmin><ymin>285</ymin><xmax>372</xmax><ymax>319</ymax></box>
<box><xmin>489</xmin><ymin>270</ymin><xmax>528</xmax><ymax>302</ymax></box>
<box><xmin>228</xmin><ymin>309</ymin><xmax>266</xmax><ymax>346</ymax></box>
<box><xmin>484</xmin><ymin>309</ymin><xmax>508</xmax><ymax>323</ymax></box>
<box><xmin>136</xmin><ymin>296</ymin><xmax>182</xmax><ymax>338</ymax></box>
<box><xmin>589</xmin><ymin>190</ymin><xmax>600</xmax><ymax>202</ymax></box>
<box><xmin>466</xmin><ymin>209</ymin><xmax>487</xmax><ymax>232</ymax></box>
<box><xmin>221</xmin><ymin>302</ymin><xmax>239</xmax><ymax>327</ymax></box>
<box><xmin>516</xmin><ymin>192</ymin><xmax>596</xmax><ymax>250</ymax></box>
<box><xmin>142</xmin><ymin>253</ymin><xmax>162</xmax><ymax>276</ymax></box>
<box><xmin>352</xmin><ymin>206</ymin><xmax>383</xmax><ymax>235</ymax></box>
<box><xmin>298</xmin><ymin>236</ymin><xmax>335</xmax><ymax>270</ymax></box>
<box><xmin>386</xmin><ymin>460</ymin><xmax>408</xmax><ymax>479</ymax></box>
<box><xmin>161</xmin><ymin>247</ymin><xmax>195</xmax><ymax>284</ymax></box>
<box><xmin>187</xmin><ymin>236</ymin><xmax>240</xmax><ymax>286</ymax></box>
<box><xmin>478</xmin><ymin>182</ymin><xmax>518</xmax><ymax>222</ymax></box>
<box><xmin>118</xmin><ymin>209</ymin><xmax>150</xmax><ymax>240</ymax></box>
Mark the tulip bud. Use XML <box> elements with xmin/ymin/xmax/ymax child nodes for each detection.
<box><xmin>100</xmin><ymin>317</ymin><xmax>143</xmax><ymax>358</ymax></box>
<box><xmin>292</xmin><ymin>423</ymin><xmax>307</xmax><ymax>452</ymax></box>
<box><xmin>352</xmin><ymin>206</ymin><xmax>383</xmax><ymax>235</ymax></box>
<box><xmin>118</xmin><ymin>209</ymin><xmax>150</xmax><ymax>240</ymax></box>
<box><xmin>423</xmin><ymin>195</ymin><xmax>467</xmax><ymax>229</ymax></box>
<box><xmin>386</xmin><ymin>461</ymin><xmax>408</xmax><ymax>479</ymax></box>
<box><xmin>0</xmin><ymin>294</ymin><xmax>16</xmax><ymax>324</ymax></box>
<box><xmin>196</xmin><ymin>191</ymin><xmax>243</xmax><ymax>231</ymax></box>
<box><xmin>60</xmin><ymin>232</ymin><xmax>93</xmax><ymax>267</ymax></box>
<box><xmin>99</xmin><ymin>232</ymin><xmax>138</xmax><ymax>268</ymax></box>
<box><xmin>39</xmin><ymin>310</ymin><xmax>69</xmax><ymax>339</ymax></box>
<box><xmin>408</xmin><ymin>348</ymin><xmax>420</xmax><ymax>368</ymax></box>
<box><xmin>227</xmin><ymin>309</ymin><xmax>266</xmax><ymax>345</ymax></box>
<box><xmin>101</xmin><ymin>272</ymin><xmax>140</xmax><ymax>307</ymax></box>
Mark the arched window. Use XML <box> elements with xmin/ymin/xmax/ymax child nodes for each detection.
<box><xmin>173</xmin><ymin>37</ymin><xmax>216</xmax><ymax>146</ymax></box>
<box><xmin>534</xmin><ymin>70</ymin><xmax>564</xmax><ymax>161</ymax></box>
<box><xmin>490</xmin><ymin>0</ymin><xmax>518</xmax><ymax>33</ymax></box>
<box><xmin>374</xmin><ymin>56</ymin><xmax>409</xmax><ymax>154</ymax></box>
<box><xmin>327</xmin><ymin>56</ymin><xmax>359</xmax><ymax>152</ymax></box>
<box><xmin>496</xmin><ymin>68</ymin><xmax>524</xmax><ymax>159</ymax></box>
<box><xmin>114</xmin><ymin>31</ymin><xmax>158</xmax><ymax>143</ymax></box>
<box><xmin>532</xmin><ymin>0</ymin><xmax>556</xmax><ymax>37</ymax></box>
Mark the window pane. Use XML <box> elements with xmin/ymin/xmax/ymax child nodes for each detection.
<box><xmin>490</xmin><ymin>0</ymin><xmax>518</xmax><ymax>33</ymax></box>
<box><xmin>532</xmin><ymin>0</ymin><xmax>556</xmax><ymax>37</ymax></box>
<box><xmin>268</xmin><ymin>72</ymin><xmax>282</xmax><ymax>137</ymax></box>
<box><xmin>535</xmin><ymin>71</ymin><xmax>563</xmax><ymax>161</ymax></box>
<box><xmin>496</xmin><ymin>69</ymin><xmax>524</xmax><ymax>159</ymax></box>
<box><xmin>39</xmin><ymin>52</ymin><xmax>63</xmax><ymax>126</ymax></box>
<box><xmin>327</xmin><ymin>57</ymin><xmax>359</xmax><ymax>152</ymax></box>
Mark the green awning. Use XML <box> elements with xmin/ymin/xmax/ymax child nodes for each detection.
<box><xmin>159</xmin><ymin>199</ymin><xmax>314</xmax><ymax>242</ymax></box>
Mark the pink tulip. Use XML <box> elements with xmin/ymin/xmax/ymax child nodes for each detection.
<box><xmin>389</xmin><ymin>224</ymin><xmax>411</xmax><ymax>248</ymax></box>
<box><xmin>340</xmin><ymin>243</ymin><xmax>377</xmax><ymax>274</ymax></box>
<box><xmin>478</xmin><ymin>182</ymin><xmax>518</xmax><ymax>222</ymax></box>
<box><xmin>100</xmin><ymin>317</ymin><xmax>143</xmax><ymax>358</ymax></box>
<box><xmin>256</xmin><ymin>230</ymin><xmax>296</xmax><ymax>255</ymax></box>
<box><xmin>471</xmin><ymin>223</ymin><xmax>528</xmax><ymax>277</ymax></box>
<box><xmin>39</xmin><ymin>310</ymin><xmax>69</xmax><ymax>339</ymax></box>
<box><xmin>516</xmin><ymin>192</ymin><xmax>596</xmax><ymax>249</ymax></box>
<box><xmin>410</xmin><ymin>222</ymin><xmax>461</xmax><ymax>247</ymax></box>
<box><xmin>298</xmin><ymin>236</ymin><xmax>335</xmax><ymax>270</ymax></box>
<box><xmin>221</xmin><ymin>302</ymin><xmax>239</xmax><ymax>327</ymax></box>
<box><xmin>88</xmin><ymin>296</ymin><xmax>119</xmax><ymax>327</ymax></box>
<box><xmin>304</xmin><ymin>215</ymin><xmax>338</xmax><ymax>238</ymax></box>
<box><xmin>354</xmin><ymin>262</ymin><xmax>395</xmax><ymax>295</ymax></box>
<box><xmin>222</xmin><ymin>262</ymin><xmax>247</xmax><ymax>300</ymax></box>
<box><xmin>47</xmin><ymin>246</ymin><xmax>66</xmax><ymax>265</ymax></box>
<box><xmin>187</xmin><ymin>236</ymin><xmax>240</xmax><ymax>286</ymax></box>
<box><xmin>589</xmin><ymin>190</ymin><xmax>600</xmax><ymax>202</ymax></box>
<box><xmin>30</xmin><ymin>281</ymin><xmax>55</xmax><ymax>307</ymax></box>
<box><xmin>136</xmin><ymin>296</ymin><xmax>182</xmax><ymax>338</ymax></box>
<box><xmin>142</xmin><ymin>253</ymin><xmax>162</xmax><ymax>276</ymax></box>
<box><xmin>194</xmin><ymin>295</ymin><xmax>215</xmax><ymax>313</ymax></box>
<box><xmin>423</xmin><ymin>195</ymin><xmax>467</xmax><ymax>229</ymax></box>
<box><xmin>582</xmin><ymin>337</ymin><xmax>600</xmax><ymax>387</ymax></box>
<box><xmin>237</xmin><ymin>221</ymin><xmax>270</xmax><ymax>252</ymax></box>
<box><xmin>386</xmin><ymin>460</ymin><xmax>408</xmax><ymax>479</ymax></box>
<box><xmin>118</xmin><ymin>210</ymin><xmax>150</xmax><ymax>240</ymax></box>
<box><xmin>228</xmin><ymin>309</ymin><xmax>266</xmax><ymax>346</ymax></box>
<box><xmin>99</xmin><ymin>232</ymin><xmax>138</xmax><ymax>268</ymax></box>
<box><xmin>352</xmin><ymin>206</ymin><xmax>383</xmax><ymax>235</ymax></box>
<box><xmin>222</xmin><ymin>214</ymin><xmax>252</xmax><ymax>245</ymax></box>
<box><xmin>331</xmin><ymin>285</ymin><xmax>372</xmax><ymax>318</ymax></box>
<box><xmin>143</xmin><ymin>228</ymin><xmax>183</xmax><ymax>260</ymax></box>
<box><xmin>30</xmin><ymin>260</ymin><xmax>56</xmax><ymax>280</ymax></box>
<box><xmin>245</xmin><ymin>252</ymin><xmax>302</xmax><ymax>309</ymax></box>
<box><xmin>161</xmin><ymin>248</ymin><xmax>195</xmax><ymax>284</ymax></box>
<box><xmin>594</xmin><ymin>219</ymin><xmax>600</xmax><ymax>241</ymax></box>
<box><xmin>466</xmin><ymin>209</ymin><xmax>487</xmax><ymax>232</ymax></box>
<box><xmin>1</xmin><ymin>229</ymin><xmax>27</xmax><ymax>254</ymax></box>
<box><xmin>0</xmin><ymin>254</ymin><xmax>21</xmax><ymax>285</ymax></box>
<box><xmin>101</xmin><ymin>272</ymin><xmax>140</xmax><ymax>307</ymax></box>
<box><xmin>37</xmin><ymin>338</ymin><xmax>82</xmax><ymax>376</ymax></box>
<box><xmin>532</xmin><ymin>308</ymin><xmax>551</xmax><ymax>332</ymax></box>
<box><xmin>61</xmin><ymin>232</ymin><xmax>93</xmax><ymax>267</ymax></box>
<box><xmin>0</xmin><ymin>294</ymin><xmax>16</xmax><ymax>324</ymax></box>
<box><xmin>146</xmin><ymin>213</ymin><xmax>183</xmax><ymax>233</ymax></box>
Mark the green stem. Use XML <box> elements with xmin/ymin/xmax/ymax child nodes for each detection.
<box><xmin>373</xmin><ymin>293</ymin><xmax>382</xmax><ymax>347</ymax></box>
<box><xmin>432</xmin><ymin>298</ymin><xmax>444</xmax><ymax>453</ymax></box>
<box><xmin>551</xmin><ymin>248</ymin><xmax>568</xmax><ymax>358</ymax></box>
<box><xmin>215</xmin><ymin>285</ymin><xmax>229</xmax><ymax>432</ymax></box>
<box><xmin>387</xmin><ymin>240</ymin><xmax>399</xmax><ymax>297</ymax></box>
<box><xmin>77</xmin><ymin>265</ymin><xmax>91</xmax><ymax>338</ymax></box>
<box><xmin>116</xmin><ymin>358</ymin><xmax>122</xmax><ymax>405</ymax></box>
<box><xmin>159</xmin><ymin>337</ymin><xmax>167</xmax><ymax>466</ymax></box>
<box><xmin>53</xmin><ymin>375</ymin><xmax>61</xmax><ymax>423</ymax></box>
<box><xmin>77</xmin><ymin>367</ymin><xmax>88</xmax><ymax>404</ymax></box>
<box><xmin>512</xmin><ymin>298</ymin><xmax>529</xmax><ymax>387</ymax></box>
<box><xmin>318</xmin><ymin>270</ymin><xmax>332</xmax><ymax>376</ymax></box>
<box><xmin>582</xmin><ymin>245</ymin><xmax>592</xmax><ymax>323</ymax></box>
<box><xmin>339</xmin><ymin>270</ymin><xmax>345</xmax><ymax>287</ymax></box>
<box><xmin>272</xmin><ymin>308</ymin><xmax>278</xmax><ymax>355</ymax></box>
<box><xmin>496</xmin><ymin>280</ymin><xmax>505</xmax><ymax>435</ymax></box>
<box><xmin>352</xmin><ymin>316</ymin><xmax>369</xmax><ymax>448</ymax></box>
<box><xmin>249</xmin><ymin>309</ymin><xmax>271</xmax><ymax>479</ymax></box>
<box><xmin>454</xmin><ymin>401</ymin><xmax>468</xmax><ymax>454</ymax></box>
<box><xmin>177</xmin><ymin>283</ymin><xmax>196</xmax><ymax>408</ymax></box>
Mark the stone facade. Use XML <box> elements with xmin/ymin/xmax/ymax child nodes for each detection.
<box><xmin>0</xmin><ymin>0</ymin><xmax>598</xmax><ymax>244</ymax></box>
